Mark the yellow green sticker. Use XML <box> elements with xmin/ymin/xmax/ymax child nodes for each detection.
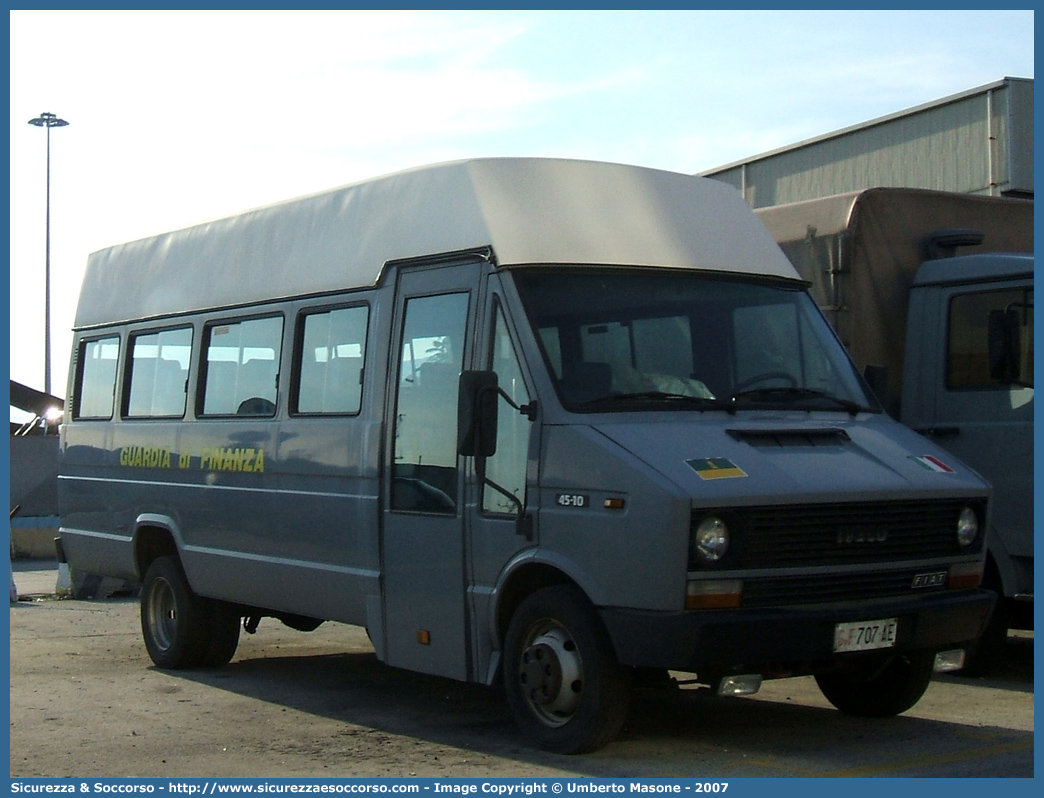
<box><xmin>686</xmin><ymin>457</ymin><xmax>747</xmax><ymax>480</ymax></box>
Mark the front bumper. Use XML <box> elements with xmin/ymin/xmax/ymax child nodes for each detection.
<box><xmin>600</xmin><ymin>588</ymin><xmax>995</xmax><ymax>673</ymax></box>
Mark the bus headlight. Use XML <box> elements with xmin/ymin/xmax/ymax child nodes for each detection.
<box><xmin>693</xmin><ymin>515</ymin><xmax>729</xmax><ymax>562</ymax></box>
<box><xmin>956</xmin><ymin>506</ymin><xmax>979</xmax><ymax>547</ymax></box>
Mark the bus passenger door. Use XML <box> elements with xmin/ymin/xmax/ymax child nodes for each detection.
<box><xmin>381</xmin><ymin>261</ymin><xmax>482</xmax><ymax>680</ymax></box>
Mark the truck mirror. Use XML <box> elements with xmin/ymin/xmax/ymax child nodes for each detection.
<box><xmin>987</xmin><ymin>309</ymin><xmax>1021</xmax><ymax>383</ymax></box>
<box><xmin>457</xmin><ymin>370</ymin><xmax>499</xmax><ymax>458</ymax></box>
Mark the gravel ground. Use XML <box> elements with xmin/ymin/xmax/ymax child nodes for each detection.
<box><xmin>9</xmin><ymin>588</ymin><xmax>1033</xmax><ymax>779</ymax></box>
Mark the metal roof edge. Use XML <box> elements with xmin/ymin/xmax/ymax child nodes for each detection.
<box><xmin>699</xmin><ymin>77</ymin><xmax>1032</xmax><ymax>177</ymax></box>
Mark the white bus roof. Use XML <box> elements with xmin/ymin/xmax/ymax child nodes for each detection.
<box><xmin>75</xmin><ymin>158</ymin><xmax>799</xmax><ymax>328</ymax></box>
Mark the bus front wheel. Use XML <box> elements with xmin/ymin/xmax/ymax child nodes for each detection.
<box><xmin>503</xmin><ymin>585</ymin><xmax>630</xmax><ymax>754</ymax></box>
<box><xmin>815</xmin><ymin>651</ymin><xmax>935</xmax><ymax>717</ymax></box>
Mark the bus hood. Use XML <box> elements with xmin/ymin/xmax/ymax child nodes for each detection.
<box><xmin>591</xmin><ymin>415</ymin><xmax>990</xmax><ymax>504</ymax></box>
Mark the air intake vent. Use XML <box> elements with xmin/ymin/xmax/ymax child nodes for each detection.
<box><xmin>726</xmin><ymin>427</ymin><xmax>849</xmax><ymax>447</ymax></box>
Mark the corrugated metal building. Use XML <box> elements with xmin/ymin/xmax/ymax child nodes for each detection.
<box><xmin>701</xmin><ymin>77</ymin><xmax>1033</xmax><ymax>208</ymax></box>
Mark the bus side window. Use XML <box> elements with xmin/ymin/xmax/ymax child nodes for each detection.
<box><xmin>294</xmin><ymin>305</ymin><xmax>369</xmax><ymax>415</ymax></box>
<box><xmin>125</xmin><ymin>327</ymin><xmax>192</xmax><ymax>418</ymax></box>
<box><xmin>200</xmin><ymin>316</ymin><xmax>284</xmax><ymax>417</ymax></box>
<box><xmin>391</xmin><ymin>292</ymin><xmax>469</xmax><ymax>514</ymax></box>
<box><xmin>74</xmin><ymin>336</ymin><xmax>120</xmax><ymax>420</ymax></box>
<box><xmin>483</xmin><ymin>303</ymin><xmax>531</xmax><ymax>514</ymax></box>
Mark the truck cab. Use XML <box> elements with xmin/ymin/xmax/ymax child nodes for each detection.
<box><xmin>902</xmin><ymin>252</ymin><xmax>1034</xmax><ymax>658</ymax></box>
<box><xmin>755</xmin><ymin>188</ymin><xmax>1034</xmax><ymax>674</ymax></box>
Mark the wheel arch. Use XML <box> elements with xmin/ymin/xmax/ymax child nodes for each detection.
<box><xmin>492</xmin><ymin>551</ymin><xmax>613</xmax><ymax>652</ymax></box>
<box><xmin>132</xmin><ymin>514</ymin><xmax>184</xmax><ymax>580</ymax></box>
<box><xmin>495</xmin><ymin>562</ymin><xmax>576</xmax><ymax>647</ymax></box>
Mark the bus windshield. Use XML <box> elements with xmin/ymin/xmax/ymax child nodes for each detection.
<box><xmin>511</xmin><ymin>268</ymin><xmax>876</xmax><ymax>414</ymax></box>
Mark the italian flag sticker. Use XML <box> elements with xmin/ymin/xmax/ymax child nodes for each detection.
<box><xmin>910</xmin><ymin>455</ymin><xmax>955</xmax><ymax>473</ymax></box>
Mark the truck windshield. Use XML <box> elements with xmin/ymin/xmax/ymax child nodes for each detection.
<box><xmin>512</xmin><ymin>268</ymin><xmax>876</xmax><ymax>414</ymax></box>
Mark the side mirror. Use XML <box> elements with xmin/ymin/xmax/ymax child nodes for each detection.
<box><xmin>457</xmin><ymin>370</ymin><xmax>499</xmax><ymax>458</ymax></box>
<box><xmin>987</xmin><ymin>309</ymin><xmax>1021</xmax><ymax>383</ymax></box>
<box><xmin>457</xmin><ymin>369</ymin><xmax>536</xmax><ymax>540</ymax></box>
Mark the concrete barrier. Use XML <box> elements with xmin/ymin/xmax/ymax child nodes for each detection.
<box><xmin>10</xmin><ymin>517</ymin><xmax>61</xmax><ymax>559</ymax></box>
<box><xmin>70</xmin><ymin>569</ymin><xmax>140</xmax><ymax>600</ymax></box>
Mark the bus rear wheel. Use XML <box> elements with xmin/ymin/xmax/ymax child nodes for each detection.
<box><xmin>140</xmin><ymin>556</ymin><xmax>239</xmax><ymax>669</ymax></box>
<box><xmin>503</xmin><ymin>585</ymin><xmax>629</xmax><ymax>754</ymax></box>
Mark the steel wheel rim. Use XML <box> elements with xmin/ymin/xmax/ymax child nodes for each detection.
<box><xmin>146</xmin><ymin>577</ymin><xmax>177</xmax><ymax>652</ymax></box>
<box><xmin>517</xmin><ymin>619</ymin><xmax>584</xmax><ymax>728</ymax></box>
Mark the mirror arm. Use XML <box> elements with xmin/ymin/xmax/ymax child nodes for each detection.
<box><xmin>488</xmin><ymin>386</ymin><xmax>538</xmax><ymax>421</ymax></box>
<box><xmin>482</xmin><ymin>476</ymin><xmax>523</xmax><ymax>515</ymax></box>
<box><xmin>481</xmin><ymin>476</ymin><xmax>533</xmax><ymax>540</ymax></box>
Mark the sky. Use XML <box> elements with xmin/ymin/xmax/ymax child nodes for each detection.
<box><xmin>7</xmin><ymin>9</ymin><xmax>1035</xmax><ymax>405</ymax></box>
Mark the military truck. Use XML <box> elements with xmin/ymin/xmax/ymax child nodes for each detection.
<box><xmin>757</xmin><ymin>188</ymin><xmax>1033</xmax><ymax>673</ymax></box>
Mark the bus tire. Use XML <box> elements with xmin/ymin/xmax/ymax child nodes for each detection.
<box><xmin>959</xmin><ymin>598</ymin><xmax>1009</xmax><ymax>677</ymax></box>
<box><xmin>503</xmin><ymin>585</ymin><xmax>630</xmax><ymax>754</ymax></box>
<box><xmin>958</xmin><ymin>561</ymin><xmax>1008</xmax><ymax>677</ymax></box>
<box><xmin>140</xmin><ymin>556</ymin><xmax>209</xmax><ymax>669</ymax></box>
<box><xmin>200</xmin><ymin>599</ymin><xmax>241</xmax><ymax>668</ymax></box>
<box><xmin>815</xmin><ymin>651</ymin><xmax>935</xmax><ymax>717</ymax></box>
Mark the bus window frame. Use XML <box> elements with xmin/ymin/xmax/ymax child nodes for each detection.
<box><xmin>72</xmin><ymin>332</ymin><xmax>122</xmax><ymax>421</ymax></box>
<box><xmin>121</xmin><ymin>323</ymin><xmax>195</xmax><ymax>420</ymax></box>
<box><xmin>196</xmin><ymin>311</ymin><xmax>286</xmax><ymax>419</ymax></box>
<box><xmin>289</xmin><ymin>300</ymin><xmax>371</xmax><ymax>418</ymax></box>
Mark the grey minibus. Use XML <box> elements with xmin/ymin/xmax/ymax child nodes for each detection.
<box><xmin>59</xmin><ymin>158</ymin><xmax>994</xmax><ymax>753</ymax></box>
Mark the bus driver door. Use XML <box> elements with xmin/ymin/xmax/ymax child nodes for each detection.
<box><xmin>381</xmin><ymin>261</ymin><xmax>482</xmax><ymax>680</ymax></box>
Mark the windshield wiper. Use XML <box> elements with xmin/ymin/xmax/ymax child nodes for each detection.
<box><xmin>728</xmin><ymin>386</ymin><xmax>870</xmax><ymax>416</ymax></box>
<box><xmin>575</xmin><ymin>391</ymin><xmax>736</xmax><ymax>414</ymax></box>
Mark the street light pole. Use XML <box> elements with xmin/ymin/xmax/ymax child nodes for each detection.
<box><xmin>28</xmin><ymin>111</ymin><xmax>69</xmax><ymax>396</ymax></box>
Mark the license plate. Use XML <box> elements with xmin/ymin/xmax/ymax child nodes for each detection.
<box><xmin>833</xmin><ymin>617</ymin><xmax>898</xmax><ymax>653</ymax></box>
